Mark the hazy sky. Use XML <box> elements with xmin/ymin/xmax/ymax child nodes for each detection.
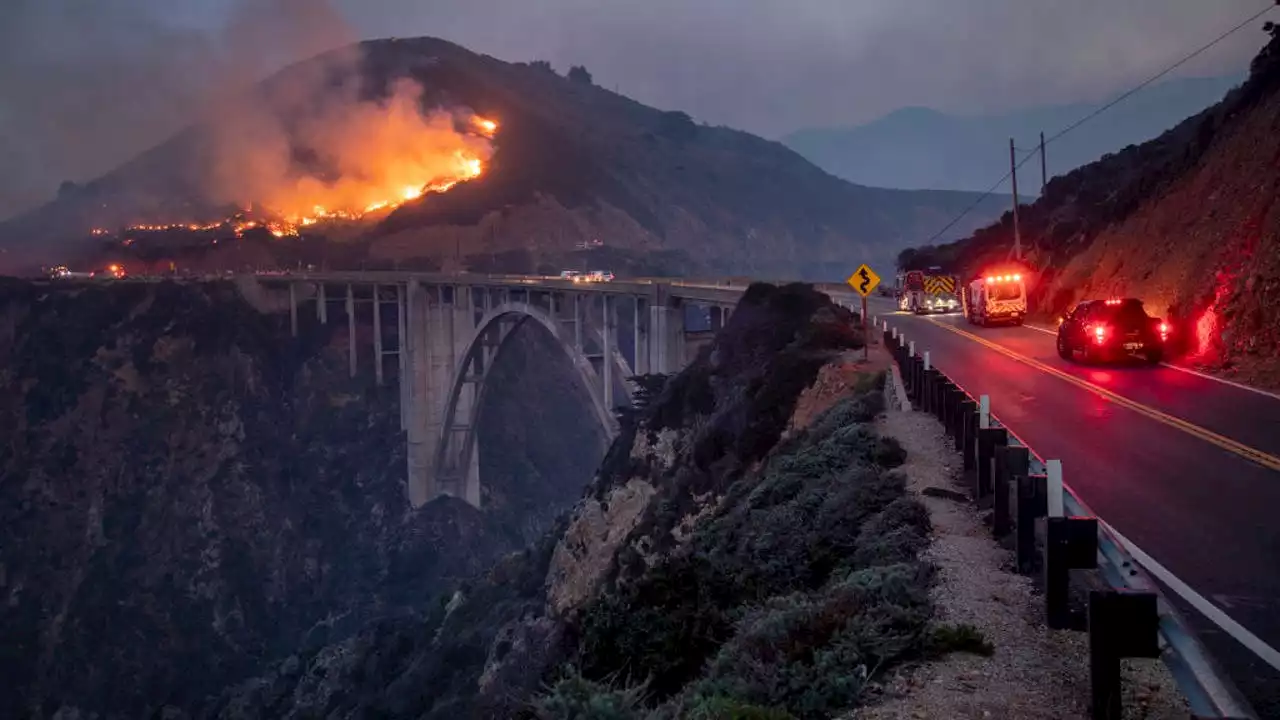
<box><xmin>0</xmin><ymin>0</ymin><xmax>1273</xmax><ymax>218</ymax></box>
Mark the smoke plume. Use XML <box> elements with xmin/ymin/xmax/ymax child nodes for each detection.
<box><xmin>203</xmin><ymin>73</ymin><xmax>495</xmax><ymax>223</ymax></box>
<box><xmin>0</xmin><ymin>0</ymin><xmax>355</xmax><ymax>221</ymax></box>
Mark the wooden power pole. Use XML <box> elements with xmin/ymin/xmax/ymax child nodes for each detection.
<box><xmin>1039</xmin><ymin>131</ymin><xmax>1048</xmax><ymax>193</ymax></box>
<box><xmin>1009</xmin><ymin>137</ymin><xmax>1022</xmax><ymax>262</ymax></box>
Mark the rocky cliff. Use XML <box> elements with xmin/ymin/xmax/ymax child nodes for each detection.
<box><xmin>207</xmin><ymin>282</ymin><xmax>952</xmax><ymax>720</ymax></box>
<box><xmin>0</xmin><ymin>278</ymin><xmax>602</xmax><ymax>719</ymax></box>
<box><xmin>902</xmin><ymin>25</ymin><xmax>1280</xmax><ymax>387</ymax></box>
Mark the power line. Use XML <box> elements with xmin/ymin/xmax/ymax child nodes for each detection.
<box><xmin>921</xmin><ymin>2</ymin><xmax>1277</xmax><ymax>246</ymax></box>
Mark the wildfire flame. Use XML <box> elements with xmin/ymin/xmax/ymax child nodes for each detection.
<box><xmin>100</xmin><ymin>104</ymin><xmax>498</xmax><ymax>240</ymax></box>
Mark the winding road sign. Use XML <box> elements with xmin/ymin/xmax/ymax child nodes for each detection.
<box><xmin>847</xmin><ymin>264</ymin><xmax>881</xmax><ymax>297</ymax></box>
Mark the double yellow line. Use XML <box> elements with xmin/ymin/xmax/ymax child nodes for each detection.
<box><xmin>927</xmin><ymin>319</ymin><xmax>1280</xmax><ymax>473</ymax></box>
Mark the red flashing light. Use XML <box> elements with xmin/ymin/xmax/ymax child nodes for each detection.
<box><xmin>1013</xmin><ymin>274</ymin><xmax>1021</xmax><ymax>281</ymax></box>
<box><xmin>1105</xmin><ymin>298</ymin><xmax>1121</xmax><ymax>306</ymax></box>
<box><xmin>986</xmin><ymin>276</ymin><xmax>995</xmax><ymax>283</ymax></box>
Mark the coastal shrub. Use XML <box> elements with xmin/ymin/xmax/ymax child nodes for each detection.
<box><xmin>573</xmin><ymin>389</ymin><xmax>935</xmax><ymax>715</ymax></box>
<box><xmin>530</xmin><ymin>668</ymin><xmax>648</xmax><ymax>719</ymax></box>
<box><xmin>689</xmin><ymin>563</ymin><xmax>933</xmax><ymax>720</ymax></box>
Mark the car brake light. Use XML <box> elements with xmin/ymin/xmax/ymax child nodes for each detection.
<box><xmin>1159</xmin><ymin>321</ymin><xmax>1170</xmax><ymax>341</ymax></box>
<box><xmin>1092</xmin><ymin>324</ymin><xmax>1108</xmax><ymax>344</ymax></box>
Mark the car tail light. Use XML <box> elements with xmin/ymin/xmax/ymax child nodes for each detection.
<box><xmin>1159</xmin><ymin>322</ymin><xmax>1170</xmax><ymax>341</ymax></box>
<box><xmin>1092</xmin><ymin>324</ymin><xmax>1108</xmax><ymax>344</ymax></box>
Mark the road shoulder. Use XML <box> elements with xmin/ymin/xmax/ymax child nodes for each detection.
<box><xmin>848</xmin><ymin>392</ymin><xmax>1188</xmax><ymax>720</ymax></box>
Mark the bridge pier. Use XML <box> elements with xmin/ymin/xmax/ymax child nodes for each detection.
<box><xmin>372</xmin><ymin>285</ymin><xmax>383</xmax><ymax>386</ymax></box>
<box><xmin>259</xmin><ymin>275</ymin><xmax>744</xmax><ymax>510</ymax></box>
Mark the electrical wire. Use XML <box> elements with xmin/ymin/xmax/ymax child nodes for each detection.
<box><xmin>921</xmin><ymin>2</ymin><xmax>1277</xmax><ymax>245</ymax></box>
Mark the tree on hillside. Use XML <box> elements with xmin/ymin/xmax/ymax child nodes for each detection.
<box><xmin>529</xmin><ymin>60</ymin><xmax>555</xmax><ymax>74</ymax></box>
<box><xmin>568</xmin><ymin>65</ymin><xmax>594</xmax><ymax>85</ymax></box>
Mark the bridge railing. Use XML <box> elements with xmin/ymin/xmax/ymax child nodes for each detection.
<box><xmin>879</xmin><ymin>320</ymin><xmax>1257</xmax><ymax>720</ymax></box>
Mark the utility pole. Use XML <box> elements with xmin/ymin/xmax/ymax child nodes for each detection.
<box><xmin>1009</xmin><ymin>137</ymin><xmax>1022</xmax><ymax>262</ymax></box>
<box><xmin>1039</xmin><ymin>131</ymin><xmax>1048</xmax><ymax>193</ymax></box>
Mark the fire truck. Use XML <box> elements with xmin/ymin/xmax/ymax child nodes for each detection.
<box><xmin>961</xmin><ymin>268</ymin><xmax>1028</xmax><ymax>326</ymax></box>
<box><xmin>896</xmin><ymin>267</ymin><xmax>960</xmax><ymax>314</ymax></box>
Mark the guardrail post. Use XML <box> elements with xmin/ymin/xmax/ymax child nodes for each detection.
<box><xmin>960</xmin><ymin>400</ymin><xmax>978</xmax><ymax>470</ymax></box>
<box><xmin>1088</xmin><ymin>590</ymin><xmax>1160</xmax><ymax>720</ymax></box>
<box><xmin>993</xmin><ymin>445</ymin><xmax>1029</xmax><ymax>537</ymax></box>
<box><xmin>943</xmin><ymin>384</ymin><xmax>961</xmax><ymax>437</ymax></box>
<box><xmin>1016</xmin><ymin>474</ymin><xmax>1047</xmax><ymax>575</ymax></box>
<box><xmin>1046</xmin><ymin>459</ymin><xmax>1065</xmax><ymax>518</ymax></box>
<box><xmin>976</xmin><ymin>427</ymin><xmax>1007</xmax><ymax>501</ymax></box>
<box><xmin>1045</xmin><ymin>516</ymin><xmax>1098</xmax><ymax>629</ymax></box>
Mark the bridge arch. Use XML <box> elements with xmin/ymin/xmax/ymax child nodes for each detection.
<box><xmin>429</xmin><ymin>300</ymin><xmax>632</xmax><ymax>506</ymax></box>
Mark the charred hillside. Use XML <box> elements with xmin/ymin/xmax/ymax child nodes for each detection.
<box><xmin>0</xmin><ymin>37</ymin><xmax>1004</xmax><ymax>280</ymax></box>
<box><xmin>0</xmin><ymin>278</ymin><xmax>603</xmax><ymax>719</ymax></box>
<box><xmin>903</xmin><ymin>25</ymin><xmax>1280</xmax><ymax>385</ymax></box>
<box><xmin>206</xmin><ymin>283</ymin><xmax>962</xmax><ymax>720</ymax></box>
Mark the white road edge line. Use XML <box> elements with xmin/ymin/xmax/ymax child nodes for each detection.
<box><xmin>1100</xmin><ymin>518</ymin><xmax>1280</xmax><ymax>673</ymax></box>
<box><xmin>1023</xmin><ymin>323</ymin><xmax>1280</xmax><ymax>402</ymax></box>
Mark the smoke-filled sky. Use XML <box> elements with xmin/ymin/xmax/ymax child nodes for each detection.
<box><xmin>0</xmin><ymin>0</ymin><xmax>1273</xmax><ymax>219</ymax></box>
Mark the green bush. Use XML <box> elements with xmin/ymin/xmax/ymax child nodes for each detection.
<box><xmin>927</xmin><ymin>623</ymin><xmax>995</xmax><ymax>657</ymax></box>
<box><xmin>531</xmin><ymin>668</ymin><xmax>648</xmax><ymax>719</ymax></box>
<box><xmin>690</xmin><ymin>563</ymin><xmax>933</xmax><ymax>720</ymax></box>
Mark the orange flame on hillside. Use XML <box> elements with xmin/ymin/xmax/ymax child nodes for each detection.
<box><xmin>97</xmin><ymin>80</ymin><xmax>499</xmax><ymax>241</ymax></box>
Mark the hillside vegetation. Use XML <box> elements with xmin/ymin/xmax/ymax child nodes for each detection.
<box><xmin>0</xmin><ymin>38</ymin><xmax>1004</xmax><ymax>281</ymax></box>
<box><xmin>905</xmin><ymin>25</ymin><xmax>1280</xmax><ymax>386</ymax></box>
<box><xmin>0</xmin><ymin>279</ymin><xmax>603</xmax><ymax>719</ymax></box>
<box><xmin>204</xmin><ymin>283</ymin><xmax>978</xmax><ymax>719</ymax></box>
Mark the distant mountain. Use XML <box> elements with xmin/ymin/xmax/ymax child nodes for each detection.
<box><xmin>0</xmin><ymin>37</ymin><xmax>1010</xmax><ymax>281</ymax></box>
<box><xmin>783</xmin><ymin>74</ymin><xmax>1245</xmax><ymax>194</ymax></box>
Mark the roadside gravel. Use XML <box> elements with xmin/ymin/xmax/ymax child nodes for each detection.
<box><xmin>847</xmin><ymin>383</ymin><xmax>1188</xmax><ymax>720</ymax></box>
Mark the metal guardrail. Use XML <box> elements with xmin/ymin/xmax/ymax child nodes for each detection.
<box><xmin>877</xmin><ymin>317</ymin><xmax>1257</xmax><ymax>720</ymax></box>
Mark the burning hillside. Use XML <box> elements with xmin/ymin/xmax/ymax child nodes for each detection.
<box><xmin>93</xmin><ymin>76</ymin><xmax>497</xmax><ymax>242</ymax></box>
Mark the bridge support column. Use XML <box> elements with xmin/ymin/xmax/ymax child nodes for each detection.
<box><xmin>373</xmin><ymin>285</ymin><xmax>383</xmax><ymax>386</ymax></box>
<box><xmin>289</xmin><ymin>282</ymin><xmax>298</xmax><ymax>337</ymax></box>
<box><xmin>602</xmin><ymin>294</ymin><xmax>615</xmax><ymax>411</ymax></box>
<box><xmin>648</xmin><ymin>293</ymin><xmax>685</xmax><ymax>374</ymax></box>
<box><xmin>397</xmin><ymin>284</ymin><xmax>407</xmax><ymax>430</ymax></box>
<box><xmin>346</xmin><ymin>284</ymin><xmax>357</xmax><ymax>378</ymax></box>
<box><xmin>710</xmin><ymin>305</ymin><xmax>724</xmax><ymax>331</ymax></box>
<box><xmin>633</xmin><ymin>297</ymin><xmax>648</xmax><ymax>375</ymax></box>
<box><xmin>317</xmin><ymin>283</ymin><xmax>327</xmax><ymax>324</ymax></box>
<box><xmin>405</xmin><ymin>281</ymin><xmax>432</xmax><ymax>507</ymax></box>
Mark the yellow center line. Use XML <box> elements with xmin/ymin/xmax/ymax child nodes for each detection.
<box><xmin>924</xmin><ymin>317</ymin><xmax>1280</xmax><ymax>474</ymax></box>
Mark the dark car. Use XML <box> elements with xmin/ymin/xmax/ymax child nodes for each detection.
<box><xmin>1056</xmin><ymin>298</ymin><xmax>1169</xmax><ymax>365</ymax></box>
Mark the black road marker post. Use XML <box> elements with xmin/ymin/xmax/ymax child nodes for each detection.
<box><xmin>1045</xmin><ymin>516</ymin><xmax>1098</xmax><ymax>630</ymax></box>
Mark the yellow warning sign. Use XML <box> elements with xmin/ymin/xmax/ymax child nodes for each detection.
<box><xmin>847</xmin><ymin>264</ymin><xmax>881</xmax><ymax>297</ymax></box>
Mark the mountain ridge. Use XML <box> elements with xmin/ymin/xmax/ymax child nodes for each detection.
<box><xmin>784</xmin><ymin>73</ymin><xmax>1245</xmax><ymax>194</ymax></box>
<box><xmin>0</xmin><ymin>36</ymin><xmax>1007</xmax><ymax>281</ymax></box>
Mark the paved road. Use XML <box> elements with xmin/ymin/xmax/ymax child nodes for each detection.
<box><xmin>870</xmin><ymin>299</ymin><xmax>1280</xmax><ymax>715</ymax></box>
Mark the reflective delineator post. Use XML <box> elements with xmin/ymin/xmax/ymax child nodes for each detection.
<box><xmin>1046</xmin><ymin>459</ymin><xmax>1064</xmax><ymax>518</ymax></box>
<box><xmin>979</xmin><ymin>394</ymin><xmax>991</xmax><ymax>429</ymax></box>
<box><xmin>908</xmin><ymin>340</ymin><xmax>915</xmax><ymax>357</ymax></box>
<box><xmin>923</xmin><ymin>351</ymin><xmax>931</xmax><ymax>371</ymax></box>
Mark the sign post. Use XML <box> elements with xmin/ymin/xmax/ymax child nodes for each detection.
<box><xmin>846</xmin><ymin>263</ymin><xmax>882</xmax><ymax>362</ymax></box>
